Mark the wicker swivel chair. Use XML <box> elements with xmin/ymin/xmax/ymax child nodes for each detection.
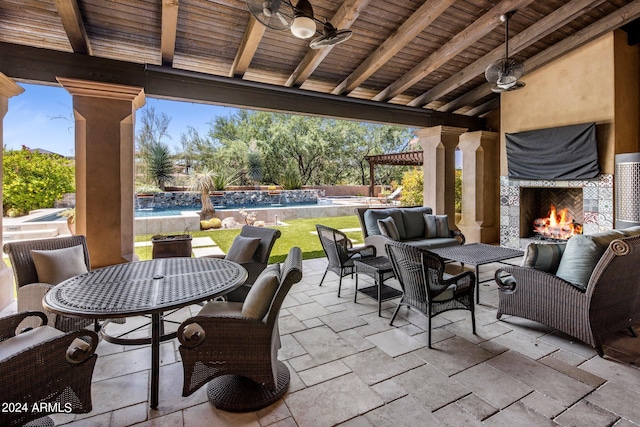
<box><xmin>316</xmin><ymin>224</ymin><xmax>376</xmax><ymax>297</ymax></box>
<box><xmin>205</xmin><ymin>225</ymin><xmax>281</xmax><ymax>302</ymax></box>
<box><xmin>3</xmin><ymin>236</ymin><xmax>94</xmax><ymax>332</ymax></box>
<box><xmin>385</xmin><ymin>240</ymin><xmax>476</xmax><ymax>348</ymax></box>
<box><xmin>0</xmin><ymin>311</ymin><xmax>98</xmax><ymax>427</ymax></box>
<box><xmin>177</xmin><ymin>246</ymin><xmax>303</xmax><ymax>412</ymax></box>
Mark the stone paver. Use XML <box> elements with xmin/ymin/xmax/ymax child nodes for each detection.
<box><xmin>5</xmin><ymin>256</ymin><xmax>640</xmax><ymax>427</ymax></box>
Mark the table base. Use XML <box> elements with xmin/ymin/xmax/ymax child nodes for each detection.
<box><xmin>100</xmin><ymin>314</ymin><xmax>180</xmax><ymax>346</ymax></box>
<box><xmin>206</xmin><ymin>361</ymin><xmax>290</xmax><ymax>412</ymax></box>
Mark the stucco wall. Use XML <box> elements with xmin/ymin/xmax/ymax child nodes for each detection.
<box><xmin>501</xmin><ymin>33</ymin><xmax>619</xmax><ymax>175</ymax></box>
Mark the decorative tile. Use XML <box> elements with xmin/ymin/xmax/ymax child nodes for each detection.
<box><xmin>509</xmin><ymin>206</ymin><xmax>519</xmax><ymax>217</ymax></box>
<box><xmin>509</xmin><ymin>196</ymin><xmax>519</xmax><ymax>206</ymax></box>
<box><xmin>598</xmin><ymin>188</ymin><xmax>613</xmax><ymax>201</ymax></box>
<box><xmin>583</xmin><ymin>223</ymin><xmax>599</xmax><ymax>235</ymax></box>
<box><xmin>583</xmin><ymin>212</ymin><xmax>598</xmax><ymax>224</ymax></box>
<box><xmin>500</xmin><ymin>205</ymin><xmax>510</xmax><ymax>216</ymax></box>
<box><xmin>583</xmin><ymin>187</ymin><xmax>598</xmax><ymax>199</ymax></box>
<box><xmin>500</xmin><ymin>196</ymin><xmax>509</xmax><ymax>206</ymax></box>
<box><xmin>599</xmin><ymin>174</ymin><xmax>613</xmax><ymax>188</ymax></box>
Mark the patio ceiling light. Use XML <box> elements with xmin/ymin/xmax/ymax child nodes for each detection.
<box><xmin>246</xmin><ymin>0</ymin><xmax>353</xmax><ymax>49</ymax></box>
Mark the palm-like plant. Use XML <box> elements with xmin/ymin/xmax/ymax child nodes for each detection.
<box><xmin>190</xmin><ymin>168</ymin><xmax>216</xmax><ymax>220</ymax></box>
<box><xmin>246</xmin><ymin>151</ymin><xmax>263</xmax><ymax>186</ymax></box>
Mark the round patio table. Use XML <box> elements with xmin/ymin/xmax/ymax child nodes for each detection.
<box><xmin>43</xmin><ymin>257</ymin><xmax>247</xmax><ymax>409</ymax></box>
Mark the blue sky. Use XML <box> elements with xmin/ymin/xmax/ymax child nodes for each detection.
<box><xmin>4</xmin><ymin>83</ymin><xmax>238</xmax><ymax>156</ymax></box>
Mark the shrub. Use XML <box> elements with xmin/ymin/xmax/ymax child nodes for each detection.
<box><xmin>400</xmin><ymin>168</ymin><xmax>423</xmax><ymax>207</ymax></box>
<box><xmin>3</xmin><ymin>147</ymin><xmax>75</xmax><ymax>215</ymax></box>
<box><xmin>280</xmin><ymin>163</ymin><xmax>302</xmax><ymax>190</ymax></box>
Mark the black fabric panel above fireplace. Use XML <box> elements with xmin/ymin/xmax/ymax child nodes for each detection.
<box><xmin>506</xmin><ymin>122</ymin><xmax>600</xmax><ymax>180</ymax></box>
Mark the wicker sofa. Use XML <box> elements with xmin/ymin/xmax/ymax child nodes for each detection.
<box><xmin>495</xmin><ymin>227</ymin><xmax>640</xmax><ymax>357</ymax></box>
<box><xmin>355</xmin><ymin>206</ymin><xmax>464</xmax><ymax>256</ymax></box>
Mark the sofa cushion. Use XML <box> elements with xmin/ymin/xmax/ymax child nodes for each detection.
<box><xmin>521</xmin><ymin>242</ymin><xmax>566</xmax><ymax>273</ymax></box>
<box><xmin>424</xmin><ymin>214</ymin><xmax>450</xmax><ymax>238</ymax></box>
<box><xmin>30</xmin><ymin>245</ymin><xmax>89</xmax><ymax>285</ymax></box>
<box><xmin>555</xmin><ymin>230</ymin><xmax>626</xmax><ymax>290</ymax></box>
<box><xmin>403</xmin><ymin>238</ymin><xmax>460</xmax><ymax>250</ymax></box>
<box><xmin>363</xmin><ymin>209</ymin><xmax>406</xmax><ymax>239</ymax></box>
<box><xmin>377</xmin><ymin>217</ymin><xmax>399</xmax><ymax>241</ymax></box>
<box><xmin>401</xmin><ymin>207</ymin><xmax>433</xmax><ymax>239</ymax></box>
<box><xmin>225</xmin><ymin>236</ymin><xmax>261</xmax><ymax>263</ymax></box>
<box><xmin>620</xmin><ymin>226</ymin><xmax>640</xmax><ymax>237</ymax></box>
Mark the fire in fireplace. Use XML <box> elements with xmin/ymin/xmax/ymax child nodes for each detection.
<box><xmin>533</xmin><ymin>205</ymin><xmax>583</xmax><ymax>240</ymax></box>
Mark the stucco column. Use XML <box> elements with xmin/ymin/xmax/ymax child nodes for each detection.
<box><xmin>0</xmin><ymin>73</ymin><xmax>25</xmax><ymax>310</ymax></box>
<box><xmin>457</xmin><ymin>130</ymin><xmax>499</xmax><ymax>244</ymax></box>
<box><xmin>58</xmin><ymin>78</ymin><xmax>145</xmax><ymax>268</ymax></box>
<box><xmin>416</xmin><ymin>126</ymin><xmax>467</xmax><ymax>221</ymax></box>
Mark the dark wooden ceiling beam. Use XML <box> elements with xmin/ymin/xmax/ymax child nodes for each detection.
<box><xmin>229</xmin><ymin>16</ymin><xmax>266</xmax><ymax>77</ymax></box>
<box><xmin>440</xmin><ymin>0</ymin><xmax>640</xmax><ymax>112</ymax></box>
<box><xmin>286</xmin><ymin>0</ymin><xmax>371</xmax><ymax>87</ymax></box>
<box><xmin>161</xmin><ymin>0</ymin><xmax>179</xmax><ymax>66</ymax></box>
<box><xmin>409</xmin><ymin>0</ymin><xmax>606</xmax><ymax>107</ymax></box>
<box><xmin>372</xmin><ymin>0</ymin><xmax>536</xmax><ymax>102</ymax></box>
<box><xmin>53</xmin><ymin>0</ymin><xmax>92</xmax><ymax>55</ymax></box>
<box><xmin>330</xmin><ymin>0</ymin><xmax>455</xmax><ymax>95</ymax></box>
<box><xmin>0</xmin><ymin>42</ymin><xmax>485</xmax><ymax>130</ymax></box>
<box><xmin>464</xmin><ymin>97</ymin><xmax>501</xmax><ymax>117</ymax></box>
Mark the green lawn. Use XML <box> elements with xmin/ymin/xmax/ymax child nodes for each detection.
<box><xmin>135</xmin><ymin>215</ymin><xmax>364</xmax><ymax>263</ymax></box>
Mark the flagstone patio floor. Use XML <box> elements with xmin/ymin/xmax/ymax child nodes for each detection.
<box><xmin>3</xmin><ymin>256</ymin><xmax>640</xmax><ymax>426</ymax></box>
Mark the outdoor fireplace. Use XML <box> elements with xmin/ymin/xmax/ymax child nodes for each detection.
<box><xmin>519</xmin><ymin>187</ymin><xmax>583</xmax><ymax>240</ymax></box>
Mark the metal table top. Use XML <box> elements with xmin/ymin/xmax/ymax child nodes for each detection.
<box><xmin>428</xmin><ymin>243</ymin><xmax>524</xmax><ymax>266</ymax></box>
<box><xmin>44</xmin><ymin>257</ymin><xmax>247</xmax><ymax>319</ymax></box>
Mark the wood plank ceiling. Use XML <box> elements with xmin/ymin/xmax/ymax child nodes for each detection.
<box><xmin>0</xmin><ymin>0</ymin><xmax>639</xmax><ymax>127</ymax></box>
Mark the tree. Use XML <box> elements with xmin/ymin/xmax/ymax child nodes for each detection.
<box><xmin>400</xmin><ymin>168</ymin><xmax>423</xmax><ymax>207</ymax></box>
<box><xmin>136</xmin><ymin>106</ymin><xmax>173</xmax><ymax>188</ymax></box>
<box><xmin>3</xmin><ymin>147</ymin><xmax>75</xmax><ymax>215</ymax></box>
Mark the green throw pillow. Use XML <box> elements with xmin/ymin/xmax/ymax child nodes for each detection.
<box><xmin>521</xmin><ymin>242</ymin><xmax>566</xmax><ymax>274</ymax></box>
<box><xmin>424</xmin><ymin>214</ymin><xmax>450</xmax><ymax>239</ymax></box>
<box><xmin>377</xmin><ymin>217</ymin><xmax>400</xmax><ymax>241</ymax></box>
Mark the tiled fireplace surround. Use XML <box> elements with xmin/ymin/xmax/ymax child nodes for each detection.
<box><xmin>499</xmin><ymin>174</ymin><xmax>614</xmax><ymax>249</ymax></box>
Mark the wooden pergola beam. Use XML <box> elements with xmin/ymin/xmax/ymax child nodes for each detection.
<box><xmin>330</xmin><ymin>0</ymin><xmax>455</xmax><ymax>95</ymax></box>
<box><xmin>440</xmin><ymin>0</ymin><xmax>640</xmax><ymax>112</ymax></box>
<box><xmin>161</xmin><ymin>0</ymin><xmax>179</xmax><ymax>66</ymax></box>
<box><xmin>229</xmin><ymin>16</ymin><xmax>266</xmax><ymax>78</ymax></box>
<box><xmin>286</xmin><ymin>0</ymin><xmax>371</xmax><ymax>87</ymax></box>
<box><xmin>372</xmin><ymin>0</ymin><xmax>535</xmax><ymax>102</ymax></box>
<box><xmin>409</xmin><ymin>0</ymin><xmax>606</xmax><ymax>107</ymax></box>
<box><xmin>53</xmin><ymin>0</ymin><xmax>92</xmax><ymax>55</ymax></box>
<box><xmin>0</xmin><ymin>42</ymin><xmax>486</xmax><ymax>130</ymax></box>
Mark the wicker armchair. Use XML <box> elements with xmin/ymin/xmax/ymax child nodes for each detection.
<box><xmin>3</xmin><ymin>236</ymin><xmax>94</xmax><ymax>331</ymax></box>
<box><xmin>316</xmin><ymin>224</ymin><xmax>376</xmax><ymax>297</ymax></box>
<box><xmin>495</xmin><ymin>235</ymin><xmax>640</xmax><ymax>357</ymax></box>
<box><xmin>177</xmin><ymin>247</ymin><xmax>303</xmax><ymax>412</ymax></box>
<box><xmin>385</xmin><ymin>240</ymin><xmax>476</xmax><ymax>348</ymax></box>
<box><xmin>204</xmin><ymin>225</ymin><xmax>281</xmax><ymax>302</ymax></box>
<box><xmin>0</xmin><ymin>311</ymin><xmax>98</xmax><ymax>426</ymax></box>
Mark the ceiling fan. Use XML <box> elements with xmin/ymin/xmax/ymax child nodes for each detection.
<box><xmin>485</xmin><ymin>12</ymin><xmax>525</xmax><ymax>93</ymax></box>
<box><xmin>246</xmin><ymin>0</ymin><xmax>352</xmax><ymax>49</ymax></box>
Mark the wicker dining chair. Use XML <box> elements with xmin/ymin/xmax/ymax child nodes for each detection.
<box><xmin>0</xmin><ymin>311</ymin><xmax>98</xmax><ymax>427</ymax></box>
<box><xmin>3</xmin><ymin>235</ymin><xmax>94</xmax><ymax>332</ymax></box>
<box><xmin>204</xmin><ymin>225</ymin><xmax>282</xmax><ymax>302</ymax></box>
<box><xmin>385</xmin><ymin>240</ymin><xmax>476</xmax><ymax>348</ymax></box>
<box><xmin>316</xmin><ymin>224</ymin><xmax>376</xmax><ymax>297</ymax></box>
<box><xmin>177</xmin><ymin>246</ymin><xmax>303</xmax><ymax>412</ymax></box>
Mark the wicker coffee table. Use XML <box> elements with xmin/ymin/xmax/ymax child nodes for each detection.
<box><xmin>429</xmin><ymin>243</ymin><xmax>523</xmax><ymax>304</ymax></box>
<box><xmin>354</xmin><ymin>256</ymin><xmax>402</xmax><ymax>316</ymax></box>
<box><xmin>43</xmin><ymin>257</ymin><xmax>247</xmax><ymax>409</ymax></box>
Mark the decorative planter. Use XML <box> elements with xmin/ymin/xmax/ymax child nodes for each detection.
<box><xmin>151</xmin><ymin>234</ymin><xmax>192</xmax><ymax>259</ymax></box>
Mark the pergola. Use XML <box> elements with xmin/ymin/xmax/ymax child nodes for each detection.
<box><xmin>364</xmin><ymin>151</ymin><xmax>423</xmax><ymax>197</ymax></box>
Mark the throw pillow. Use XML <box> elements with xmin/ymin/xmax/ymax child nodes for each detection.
<box><xmin>31</xmin><ymin>245</ymin><xmax>88</xmax><ymax>285</ymax></box>
<box><xmin>424</xmin><ymin>214</ymin><xmax>450</xmax><ymax>238</ymax></box>
<box><xmin>521</xmin><ymin>242</ymin><xmax>566</xmax><ymax>273</ymax></box>
<box><xmin>225</xmin><ymin>236</ymin><xmax>261</xmax><ymax>263</ymax></box>
<box><xmin>242</xmin><ymin>263</ymin><xmax>281</xmax><ymax>320</ymax></box>
<box><xmin>377</xmin><ymin>217</ymin><xmax>400</xmax><ymax>241</ymax></box>
<box><xmin>363</xmin><ymin>209</ymin><xmax>406</xmax><ymax>239</ymax></box>
<box><xmin>555</xmin><ymin>230</ymin><xmax>626</xmax><ymax>290</ymax></box>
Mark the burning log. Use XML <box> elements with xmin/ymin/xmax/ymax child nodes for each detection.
<box><xmin>533</xmin><ymin>205</ymin><xmax>582</xmax><ymax>240</ymax></box>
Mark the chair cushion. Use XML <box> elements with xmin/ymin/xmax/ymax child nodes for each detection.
<box><xmin>363</xmin><ymin>209</ymin><xmax>406</xmax><ymax>239</ymax></box>
<box><xmin>555</xmin><ymin>230</ymin><xmax>626</xmax><ymax>290</ymax></box>
<box><xmin>242</xmin><ymin>263</ymin><xmax>281</xmax><ymax>320</ymax></box>
<box><xmin>30</xmin><ymin>245</ymin><xmax>88</xmax><ymax>285</ymax></box>
<box><xmin>424</xmin><ymin>214</ymin><xmax>450</xmax><ymax>238</ymax></box>
<box><xmin>0</xmin><ymin>326</ymin><xmax>63</xmax><ymax>361</ymax></box>
<box><xmin>521</xmin><ymin>242</ymin><xmax>566</xmax><ymax>273</ymax></box>
<box><xmin>377</xmin><ymin>217</ymin><xmax>399</xmax><ymax>241</ymax></box>
<box><xmin>401</xmin><ymin>207</ymin><xmax>433</xmax><ymax>239</ymax></box>
<box><xmin>620</xmin><ymin>226</ymin><xmax>640</xmax><ymax>237</ymax></box>
<box><xmin>225</xmin><ymin>236</ymin><xmax>261</xmax><ymax>263</ymax></box>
